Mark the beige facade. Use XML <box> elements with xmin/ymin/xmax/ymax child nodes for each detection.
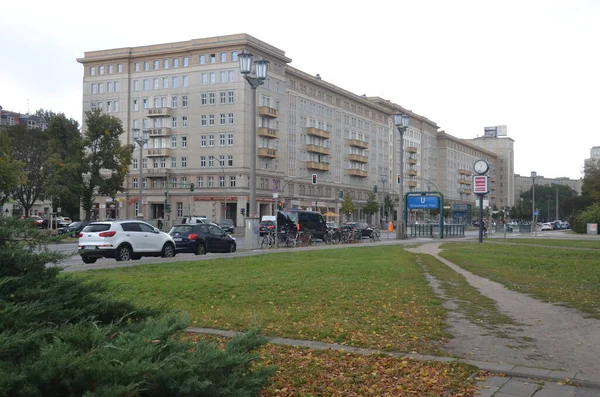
<box><xmin>514</xmin><ymin>174</ymin><xmax>582</xmax><ymax>206</ymax></box>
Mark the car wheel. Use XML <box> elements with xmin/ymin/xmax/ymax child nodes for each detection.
<box><xmin>195</xmin><ymin>243</ymin><xmax>207</xmax><ymax>255</ymax></box>
<box><xmin>161</xmin><ymin>243</ymin><xmax>175</xmax><ymax>258</ymax></box>
<box><xmin>115</xmin><ymin>245</ymin><xmax>132</xmax><ymax>261</ymax></box>
<box><xmin>81</xmin><ymin>256</ymin><xmax>97</xmax><ymax>264</ymax></box>
<box><xmin>228</xmin><ymin>242</ymin><xmax>236</xmax><ymax>253</ymax></box>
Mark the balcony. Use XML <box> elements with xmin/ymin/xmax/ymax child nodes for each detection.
<box><xmin>258</xmin><ymin>127</ymin><xmax>279</xmax><ymax>139</ymax></box>
<box><xmin>407</xmin><ymin>181</ymin><xmax>418</xmax><ymax>188</ymax></box>
<box><xmin>306</xmin><ymin>127</ymin><xmax>331</xmax><ymax>140</ymax></box>
<box><xmin>490</xmin><ymin>177</ymin><xmax>496</xmax><ymax>183</ymax></box>
<box><xmin>459</xmin><ymin>179</ymin><xmax>472</xmax><ymax>185</ymax></box>
<box><xmin>347</xmin><ymin>169</ymin><xmax>368</xmax><ymax>177</ymax></box>
<box><xmin>257</xmin><ymin>148</ymin><xmax>277</xmax><ymax>158</ymax></box>
<box><xmin>146</xmin><ymin>148</ymin><xmax>171</xmax><ymax>157</ymax></box>
<box><xmin>407</xmin><ymin>146</ymin><xmax>418</xmax><ymax>153</ymax></box>
<box><xmin>491</xmin><ymin>194</ymin><xmax>497</xmax><ymax>199</ymax></box>
<box><xmin>306</xmin><ymin>161</ymin><xmax>331</xmax><ymax>171</ymax></box>
<box><xmin>458</xmin><ymin>169</ymin><xmax>472</xmax><ymax>176</ymax></box>
<box><xmin>306</xmin><ymin>144</ymin><xmax>331</xmax><ymax>155</ymax></box>
<box><xmin>346</xmin><ymin>138</ymin><xmax>369</xmax><ymax>149</ymax></box>
<box><xmin>347</xmin><ymin>153</ymin><xmax>368</xmax><ymax>163</ymax></box>
<box><xmin>146</xmin><ymin>168</ymin><xmax>171</xmax><ymax>177</ymax></box>
<box><xmin>491</xmin><ymin>186</ymin><xmax>496</xmax><ymax>191</ymax></box>
<box><xmin>406</xmin><ymin>169</ymin><xmax>418</xmax><ymax>177</ymax></box>
<box><xmin>146</xmin><ymin>127</ymin><xmax>172</xmax><ymax>137</ymax></box>
<box><xmin>146</xmin><ymin>107</ymin><xmax>172</xmax><ymax>117</ymax></box>
<box><xmin>408</xmin><ymin>158</ymin><xmax>417</xmax><ymax>165</ymax></box>
<box><xmin>459</xmin><ymin>188</ymin><xmax>472</xmax><ymax>194</ymax></box>
<box><xmin>258</xmin><ymin>106</ymin><xmax>279</xmax><ymax>118</ymax></box>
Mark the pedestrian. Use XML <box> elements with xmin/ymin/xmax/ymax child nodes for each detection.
<box><xmin>157</xmin><ymin>217</ymin><xmax>163</xmax><ymax>230</ymax></box>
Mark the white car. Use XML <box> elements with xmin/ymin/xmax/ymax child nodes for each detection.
<box><xmin>540</xmin><ymin>223</ymin><xmax>554</xmax><ymax>231</ymax></box>
<box><xmin>78</xmin><ymin>220</ymin><xmax>176</xmax><ymax>263</ymax></box>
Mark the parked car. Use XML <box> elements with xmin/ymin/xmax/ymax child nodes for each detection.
<box><xmin>78</xmin><ymin>220</ymin><xmax>176</xmax><ymax>263</ymax></box>
<box><xmin>181</xmin><ymin>216</ymin><xmax>215</xmax><ymax>225</ymax></box>
<box><xmin>258</xmin><ymin>220</ymin><xmax>276</xmax><ymax>236</ymax></box>
<box><xmin>28</xmin><ymin>216</ymin><xmax>43</xmax><ymax>227</ymax></box>
<box><xmin>218</xmin><ymin>218</ymin><xmax>235</xmax><ymax>233</ymax></box>
<box><xmin>169</xmin><ymin>223</ymin><xmax>236</xmax><ymax>255</ymax></box>
<box><xmin>541</xmin><ymin>222</ymin><xmax>554</xmax><ymax>231</ymax></box>
<box><xmin>342</xmin><ymin>221</ymin><xmax>374</xmax><ymax>238</ymax></box>
<box><xmin>276</xmin><ymin>209</ymin><xmax>328</xmax><ymax>240</ymax></box>
<box><xmin>41</xmin><ymin>218</ymin><xmax>70</xmax><ymax>230</ymax></box>
<box><xmin>58</xmin><ymin>221</ymin><xmax>90</xmax><ymax>237</ymax></box>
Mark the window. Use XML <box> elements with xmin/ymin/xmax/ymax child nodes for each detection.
<box><xmin>90</xmin><ymin>66</ymin><xmax>96</xmax><ymax>76</ymax></box>
<box><xmin>182</xmin><ymin>95</ymin><xmax>188</xmax><ymax>107</ymax></box>
<box><xmin>208</xmin><ymin>134</ymin><xmax>214</xmax><ymax>146</ymax></box>
<box><xmin>228</xmin><ymin>91</ymin><xmax>234</xmax><ymax>103</ymax></box>
<box><xmin>98</xmin><ymin>84</ymin><xmax>104</xmax><ymax>94</ymax></box>
<box><xmin>133</xmin><ymin>99</ymin><xmax>138</xmax><ymax>111</ymax></box>
<box><xmin>227</xmin><ymin>154</ymin><xmax>233</xmax><ymax>166</ymax></box>
<box><xmin>228</xmin><ymin>70</ymin><xmax>234</xmax><ymax>82</ymax></box>
<box><xmin>209</xmin><ymin>115</ymin><xmax>215</xmax><ymax>125</ymax></box>
<box><xmin>163</xmin><ymin>77</ymin><xmax>169</xmax><ymax>88</ymax></box>
<box><xmin>173</xmin><ymin>58</ymin><xmax>179</xmax><ymax>68</ymax></box>
<box><xmin>232</xmin><ymin>51</ymin><xmax>238</xmax><ymax>61</ymax></box>
<box><xmin>114</xmin><ymin>81</ymin><xmax>120</xmax><ymax>92</ymax></box>
<box><xmin>201</xmin><ymin>73</ymin><xmax>208</xmax><ymax>85</ymax></box>
<box><xmin>201</xmin><ymin>93</ymin><xmax>207</xmax><ymax>105</ymax></box>
<box><xmin>229</xmin><ymin>175</ymin><xmax>236</xmax><ymax>187</ymax></box>
<box><xmin>183</xmin><ymin>57</ymin><xmax>189</xmax><ymax>67</ymax></box>
<box><xmin>152</xmin><ymin>159</ymin><xmax>158</xmax><ymax>169</ymax></box>
<box><xmin>132</xmin><ymin>178</ymin><xmax>138</xmax><ymax>188</ymax></box>
<box><xmin>220</xmin><ymin>114</ymin><xmax>226</xmax><ymax>125</ymax></box>
<box><xmin>210</xmin><ymin>53</ymin><xmax>216</xmax><ymax>63</ymax></box>
<box><xmin>99</xmin><ymin>66</ymin><xmax>105</xmax><ymax>75</ymax></box>
<box><xmin>92</xmin><ymin>83</ymin><xmax>97</xmax><ymax>94</ymax></box>
<box><xmin>108</xmin><ymin>65</ymin><xmax>114</xmax><ymax>74</ymax></box>
<box><xmin>107</xmin><ymin>101</ymin><xmax>112</xmax><ymax>113</ymax></box>
<box><xmin>181</xmin><ymin>136</ymin><xmax>187</xmax><ymax>148</ymax></box>
<box><xmin>171</xmin><ymin>157</ymin><xmax>177</xmax><ymax>168</ymax></box>
<box><xmin>144</xmin><ymin>61</ymin><xmax>149</xmax><ymax>71</ymax></box>
<box><xmin>171</xmin><ymin>136</ymin><xmax>177</xmax><ymax>148</ymax></box>
<box><xmin>171</xmin><ymin>96</ymin><xmax>177</xmax><ymax>108</ymax></box>
<box><xmin>153</xmin><ymin>78</ymin><xmax>159</xmax><ymax>89</ymax></box>
<box><xmin>220</xmin><ymin>91</ymin><xmax>226</xmax><ymax>104</ymax></box>
<box><xmin>164</xmin><ymin>59</ymin><xmax>169</xmax><ymax>69</ymax></box>
<box><xmin>209</xmin><ymin>72</ymin><xmax>215</xmax><ymax>84</ymax></box>
<box><xmin>228</xmin><ymin>113</ymin><xmax>234</xmax><ymax>124</ymax></box>
<box><xmin>208</xmin><ymin>176</ymin><xmax>214</xmax><ymax>187</ymax></box>
<box><xmin>209</xmin><ymin>93</ymin><xmax>215</xmax><ymax>104</ymax></box>
<box><xmin>201</xmin><ymin>135</ymin><xmax>206</xmax><ymax>147</ymax></box>
<box><xmin>134</xmin><ymin>63</ymin><xmax>140</xmax><ymax>72</ymax></box>
<box><xmin>219</xmin><ymin>134</ymin><xmax>226</xmax><ymax>146</ymax></box>
<box><xmin>227</xmin><ymin>133</ymin><xmax>233</xmax><ymax>146</ymax></box>
<box><xmin>200</xmin><ymin>55</ymin><xmax>206</xmax><ymax>64</ymax></box>
<box><xmin>181</xmin><ymin>157</ymin><xmax>187</xmax><ymax>168</ymax></box>
<box><xmin>114</xmin><ymin>101</ymin><xmax>119</xmax><ymax>112</ymax></box>
<box><xmin>220</xmin><ymin>52</ymin><xmax>227</xmax><ymax>62</ymax></box>
<box><xmin>133</xmin><ymin>80</ymin><xmax>139</xmax><ymax>91</ymax></box>
<box><xmin>117</xmin><ymin>64</ymin><xmax>122</xmax><ymax>73</ymax></box>
<box><xmin>108</xmin><ymin>82</ymin><xmax>113</xmax><ymax>93</ymax></box>
<box><xmin>176</xmin><ymin>202</ymin><xmax>183</xmax><ymax>218</ymax></box>
<box><xmin>219</xmin><ymin>176</ymin><xmax>225</xmax><ymax>187</ymax></box>
<box><xmin>197</xmin><ymin>176</ymin><xmax>204</xmax><ymax>187</ymax></box>
<box><xmin>201</xmin><ymin>115</ymin><xmax>207</xmax><ymax>126</ymax></box>
<box><xmin>154</xmin><ymin>60</ymin><xmax>159</xmax><ymax>70</ymax></box>
<box><xmin>171</xmin><ymin>117</ymin><xmax>177</xmax><ymax>128</ymax></box>
<box><xmin>143</xmin><ymin>79</ymin><xmax>149</xmax><ymax>90</ymax></box>
<box><xmin>220</xmin><ymin>71</ymin><xmax>227</xmax><ymax>83</ymax></box>
<box><xmin>200</xmin><ymin>156</ymin><xmax>206</xmax><ymax>167</ymax></box>
<box><xmin>182</xmin><ymin>116</ymin><xmax>188</xmax><ymax>128</ymax></box>
<box><xmin>132</xmin><ymin>158</ymin><xmax>138</xmax><ymax>169</ymax></box>
<box><xmin>172</xmin><ymin>76</ymin><xmax>178</xmax><ymax>88</ymax></box>
<box><xmin>143</xmin><ymin>99</ymin><xmax>148</xmax><ymax>109</ymax></box>
<box><xmin>182</xmin><ymin>75</ymin><xmax>188</xmax><ymax>87</ymax></box>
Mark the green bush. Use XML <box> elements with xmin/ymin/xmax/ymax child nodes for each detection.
<box><xmin>571</xmin><ymin>202</ymin><xmax>600</xmax><ymax>234</ymax></box>
<box><xmin>0</xmin><ymin>218</ymin><xmax>274</xmax><ymax>397</ymax></box>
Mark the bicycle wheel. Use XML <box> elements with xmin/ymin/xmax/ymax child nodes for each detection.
<box><xmin>373</xmin><ymin>230</ymin><xmax>380</xmax><ymax>241</ymax></box>
<box><xmin>261</xmin><ymin>236</ymin><xmax>272</xmax><ymax>249</ymax></box>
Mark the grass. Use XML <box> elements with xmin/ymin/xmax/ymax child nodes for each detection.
<box><xmin>490</xmin><ymin>238</ymin><xmax>600</xmax><ymax>249</ymax></box>
<box><xmin>439</xmin><ymin>242</ymin><xmax>600</xmax><ymax>318</ymax></box>
<box><xmin>71</xmin><ymin>246</ymin><xmax>451</xmax><ymax>354</ymax></box>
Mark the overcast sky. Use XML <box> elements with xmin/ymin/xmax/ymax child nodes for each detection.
<box><xmin>1</xmin><ymin>0</ymin><xmax>598</xmax><ymax>180</ymax></box>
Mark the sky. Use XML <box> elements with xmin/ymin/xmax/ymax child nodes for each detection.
<box><xmin>1</xmin><ymin>0</ymin><xmax>598</xmax><ymax>180</ymax></box>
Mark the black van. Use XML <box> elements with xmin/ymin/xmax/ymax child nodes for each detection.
<box><xmin>277</xmin><ymin>209</ymin><xmax>328</xmax><ymax>240</ymax></box>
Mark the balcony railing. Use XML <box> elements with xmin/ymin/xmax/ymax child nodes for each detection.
<box><xmin>406</xmin><ymin>169</ymin><xmax>418</xmax><ymax>176</ymax></box>
<box><xmin>306</xmin><ymin>161</ymin><xmax>331</xmax><ymax>171</ymax></box>
<box><xmin>306</xmin><ymin>144</ymin><xmax>331</xmax><ymax>155</ymax></box>
<box><xmin>146</xmin><ymin>148</ymin><xmax>171</xmax><ymax>157</ymax></box>
<box><xmin>408</xmin><ymin>158</ymin><xmax>417</xmax><ymax>165</ymax></box>
<box><xmin>407</xmin><ymin>146</ymin><xmax>418</xmax><ymax>153</ymax></box>
<box><xmin>146</xmin><ymin>107</ymin><xmax>172</xmax><ymax>117</ymax></box>
<box><xmin>407</xmin><ymin>181</ymin><xmax>418</xmax><ymax>187</ymax></box>
<box><xmin>146</xmin><ymin>168</ymin><xmax>171</xmax><ymax>177</ymax></box>
<box><xmin>306</xmin><ymin>127</ymin><xmax>331</xmax><ymax>139</ymax></box>
<box><xmin>459</xmin><ymin>179</ymin><xmax>472</xmax><ymax>185</ymax></box>
<box><xmin>458</xmin><ymin>169</ymin><xmax>472</xmax><ymax>175</ymax></box>
<box><xmin>258</xmin><ymin>106</ymin><xmax>279</xmax><ymax>118</ymax></box>
<box><xmin>146</xmin><ymin>127</ymin><xmax>172</xmax><ymax>137</ymax></box>
<box><xmin>257</xmin><ymin>148</ymin><xmax>277</xmax><ymax>158</ymax></box>
<box><xmin>346</xmin><ymin>138</ymin><xmax>368</xmax><ymax>149</ymax></box>
<box><xmin>459</xmin><ymin>188</ymin><xmax>472</xmax><ymax>194</ymax></box>
<box><xmin>347</xmin><ymin>153</ymin><xmax>368</xmax><ymax>163</ymax></box>
<box><xmin>258</xmin><ymin>127</ymin><xmax>279</xmax><ymax>139</ymax></box>
<box><xmin>347</xmin><ymin>169</ymin><xmax>368</xmax><ymax>177</ymax></box>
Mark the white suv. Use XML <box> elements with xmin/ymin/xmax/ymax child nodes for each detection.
<box><xmin>78</xmin><ymin>220</ymin><xmax>176</xmax><ymax>263</ymax></box>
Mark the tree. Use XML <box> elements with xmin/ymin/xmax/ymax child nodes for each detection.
<box><xmin>383</xmin><ymin>193</ymin><xmax>395</xmax><ymax>219</ymax></box>
<box><xmin>582</xmin><ymin>159</ymin><xmax>600</xmax><ymax>203</ymax></box>
<box><xmin>363</xmin><ymin>191</ymin><xmax>380</xmax><ymax>224</ymax></box>
<box><xmin>6</xmin><ymin>125</ymin><xmax>50</xmax><ymax>216</ymax></box>
<box><xmin>0</xmin><ymin>130</ymin><xmax>25</xmax><ymax>207</ymax></box>
<box><xmin>340</xmin><ymin>192</ymin><xmax>355</xmax><ymax>220</ymax></box>
<box><xmin>45</xmin><ymin>112</ymin><xmax>84</xmax><ymax>219</ymax></box>
<box><xmin>80</xmin><ymin>110</ymin><xmax>133</xmax><ymax>221</ymax></box>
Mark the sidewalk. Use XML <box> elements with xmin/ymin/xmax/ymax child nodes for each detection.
<box><xmin>186</xmin><ymin>327</ymin><xmax>600</xmax><ymax>396</ymax></box>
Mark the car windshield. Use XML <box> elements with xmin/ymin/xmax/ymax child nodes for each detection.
<box><xmin>82</xmin><ymin>223</ymin><xmax>111</xmax><ymax>232</ymax></box>
<box><xmin>170</xmin><ymin>225</ymin><xmax>194</xmax><ymax>234</ymax></box>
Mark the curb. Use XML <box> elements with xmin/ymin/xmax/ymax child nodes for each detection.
<box><xmin>185</xmin><ymin>327</ymin><xmax>600</xmax><ymax>390</ymax></box>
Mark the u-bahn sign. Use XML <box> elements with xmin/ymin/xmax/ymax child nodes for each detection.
<box><xmin>407</xmin><ymin>195</ymin><xmax>439</xmax><ymax>209</ymax></box>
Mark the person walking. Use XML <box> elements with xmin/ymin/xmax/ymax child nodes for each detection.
<box><xmin>157</xmin><ymin>217</ymin><xmax>163</xmax><ymax>231</ymax></box>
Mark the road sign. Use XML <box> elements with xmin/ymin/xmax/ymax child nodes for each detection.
<box><xmin>473</xmin><ymin>175</ymin><xmax>489</xmax><ymax>195</ymax></box>
<box><xmin>534</xmin><ymin>211</ymin><xmax>539</xmax><ymax>216</ymax></box>
<box><xmin>407</xmin><ymin>195</ymin><xmax>439</xmax><ymax>209</ymax></box>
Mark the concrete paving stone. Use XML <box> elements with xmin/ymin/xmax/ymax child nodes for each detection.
<box><xmin>475</xmin><ymin>384</ymin><xmax>500</xmax><ymax>397</ymax></box>
<box><xmin>403</xmin><ymin>353</ymin><xmax>440</xmax><ymax>361</ymax></box>
<box><xmin>462</xmin><ymin>359</ymin><xmax>515</xmax><ymax>373</ymax></box>
<box><xmin>534</xmin><ymin>382</ymin><xmax>576</xmax><ymax>397</ymax></box>
<box><xmin>494</xmin><ymin>393</ymin><xmax>531</xmax><ymax>397</ymax></box>
<box><xmin>480</xmin><ymin>376</ymin><xmax>511</xmax><ymax>388</ymax></box>
<box><xmin>574</xmin><ymin>373</ymin><xmax>600</xmax><ymax>385</ymax></box>
<box><xmin>549</xmin><ymin>371</ymin><xmax>578</xmax><ymax>381</ymax></box>
<box><xmin>498</xmin><ymin>378</ymin><xmax>540</xmax><ymax>396</ymax></box>
<box><xmin>509</xmin><ymin>366</ymin><xmax>551</xmax><ymax>378</ymax></box>
<box><xmin>432</xmin><ymin>356</ymin><xmax>457</xmax><ymax>363</ymax></box>
<box><xmin>574</xmin><ymin>387</ymin><xmax>600</xmax><ymax>397</ymax></box>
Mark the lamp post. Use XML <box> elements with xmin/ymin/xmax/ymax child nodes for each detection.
<box><xmin>531</xmin><ymin>171</ymin><xmax>537</xmax><ymax>236</ymax></box>
<box><xmin>239</xmin><ymin>51</ymin><xmax>268</xmax><ymax>249</ymax></box>
<box><xmin>394</xmin><ymin>113</ymin><xmax>410</xmax><ymax>239</ymax></box>
<box><xmin>555</xmin><ymin>183</ymin><xmax>559</xmax><ymax>221</ymax></box>
<box><xmin>134</xmin><ymin>135</ymin><xmax>148</xmax><ymax>219</ymax></box>
<box><xmin>209</xmin><ymin>156</ymin><xmax>227</xmax><ymax>219</ymax></box>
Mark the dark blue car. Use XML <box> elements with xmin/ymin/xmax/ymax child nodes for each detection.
<box><xmin>169</xmin><ymin>223</ymin><xmax>236</xmax><ymax>255</ymax></box>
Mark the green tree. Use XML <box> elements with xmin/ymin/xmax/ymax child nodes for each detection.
<box><xmin>582</xmin><ymin>159</ymin><xmax>600</xmax><ymax>203</ymax></box>
<box><xmin>80</xmin><ymin>110</ymin><xmax>133</xmax><ymax>220</ymax></box>
<box><xmin>45</xmin><ymin>112</ymin><xmax>84</xmax><ymax>219</ymax></box>
<box><xmin>340</xmin><ymin>192</ymin><xmax>355</xmax><ymax>220</ymax></box>
<box><xmin>383</xmin><ymin>193</ymin><xmax>395</xmax><ymax>219</ymax></box>
<box><xmin>0</xmin><ymin>130</ymin><xmax>25</xmax><ymax>207</ymax></box>
<box><xmin>6</xmin><ymin>125</ymin><xmax>50</xmax><ymax>216</ymax></box>
<box><xmin>363</xmin><ymin>191</ymin><xmax>380</xmax><ymax>223</ymax></box>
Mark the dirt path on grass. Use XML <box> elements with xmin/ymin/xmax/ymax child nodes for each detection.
<box><xmin>406</xmin><ymin>242</ymin><xmax>600</xmax><ymax>377</ymax></box>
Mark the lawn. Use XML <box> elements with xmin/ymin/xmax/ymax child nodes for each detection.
<box><xmin>71</xmin><ymin>246</ymin><xmax>450</xmax><ymax>354</ymax></box>
<box><xmin>490</xmin><ymin>238</ymin><xmax>600</xmax><ymax>249</ymax></box>
<box><xmin>439</xmin><ymin>242</ymin><xmax>600</xmax><ymax>318</ymax></box>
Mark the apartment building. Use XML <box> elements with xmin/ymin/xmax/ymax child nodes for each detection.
<box><xmin>514</xmin><ymin>174</ymin><xmax>582</xmax><ymax>205</ymax></box>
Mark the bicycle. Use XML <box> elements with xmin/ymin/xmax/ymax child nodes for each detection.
<box><xmin>261</xmin><ymin>229</ymin><xmax>276</xmax><ymax>249</ymax></box>
<box><xmin>369</xmin><ymin>226</ymin><xmax>381</xmax><ymax>242</ymax></box>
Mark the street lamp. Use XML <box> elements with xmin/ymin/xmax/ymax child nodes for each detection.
<box><xmin>239</xmin><ymin>51</ymin><xmax>268</xmax><ymax>249</ymax></box>
<box><xmin>531</xmin><ymin>171</ymin><xmax>537</xmax><ymax>236</ymax></box>
<box><xmin>209</xmin><ymin>156</ymin><xmax>227</xmax><ymax>219</ymax></box>
<box><xmin>134</xmin><ymin>135</ymin><xmax>148</xmax><ymax>219</ymax></box>
<box><xmin>394</xmin><ymin>113</ymin><xmax>410</xmax><ymax>239</ymax></box>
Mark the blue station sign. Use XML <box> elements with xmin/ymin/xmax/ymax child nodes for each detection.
<box><xmin>407</xmin><ymin>195</ymin><xmax>440</xmax><ymax>209</ymax></box>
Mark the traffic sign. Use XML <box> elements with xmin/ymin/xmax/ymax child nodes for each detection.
<box><xmin>473</xmin><ymin>175</ymin><xmax>489</xmax><ymax>195</ymax></box>
<box><xmin>407</xmin><ymin>195</ymin><xmax>439</xmax><ymax>209</ymax></box>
